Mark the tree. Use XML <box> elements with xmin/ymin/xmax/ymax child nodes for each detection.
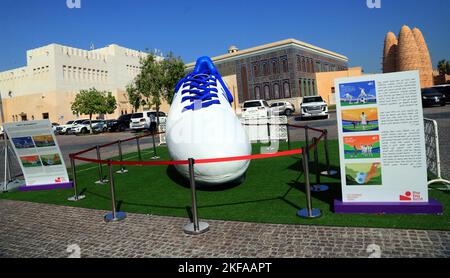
<box><xmin>437</xmin><ymin>60</ymin><xmax>450</xmax><ymax>75</ymax></box>
<box><xmin>161</xmin><ymin>52</ymin><xmax>185</xmax><ymax>104</ymax></box>
<box><xmin>71</xmin><ymin>88</ymin><xmax>117</xmax><ymax>133</ymax></box>
<box><xmin>126</xmin><ymin>84</ymin><xmax>141</xmax><ymax>112</ymax></box>
<box><xmin>128</xmin><ymin>51</ymin><xmax>185</xmax><ymax>127</ymax></box>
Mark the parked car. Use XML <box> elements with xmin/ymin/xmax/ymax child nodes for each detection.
<box><xmin>107</xmin><ymin>114</ymin><xmax>133</xmax><ymax>132</ymax></box>
<box><xmin>300</xmin><ymin>96</ymin><xmax>329</xmax><ymax>120</ymax></box>
<box><xmin>421</xmin><ymin>88</ymin><xmax>446</xmax><ymax>107</ymax></box>
<box><xmin>270</xmin><ymin>101</ymin><xmax>296</xmax><ymax>116</ymax></box>
<box><xmin>51</xmin><ymin>123</ymin><xmax>60</xmax><ymax>134</ymax></box>
<box><xmin>241</xmin><ymin>100</ymin><xmax>271</xmax><ymax>118</ymax></box>
<box><xmin>71</xmin><ymin>120</ymin><xmax>107</xmax><ymax>134</ymax></box>
<box><xmin>431</xmin><ymin>85</ymin><xmax>450</xmax><ymax>103</ymax></box>
<box><xmin>130</xmin><ymin>111</ymin><xmax>167</xmax><ymax>132</ymax></box>
<box><xmin>57</xmin><ymin>119</ymin><xmax>89</xmax><ymax>134</ymax></box>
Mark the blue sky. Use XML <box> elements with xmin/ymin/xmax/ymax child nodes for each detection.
<box><xmin>1</xmin><ymin>0</ymin><xmax>449</xmax><ymax>73</ymax></box>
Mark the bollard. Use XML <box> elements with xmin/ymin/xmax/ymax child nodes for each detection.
<box><xmin>104</xmin><ymin>161</ymin><xmax>126</xmax><ymax>222</ymax></box>
<box><xmin>183</xmin><ymin>158</ymin><xmax>209</xmax><ymax>235</ymax></box>
<box><xmin>136</xmin><ymin>137</ymin><xmax>142</xmax><ymax>162</ymax></box>
<box><xmin>151</xmin><ymin>132</ymin><xmax>160</xmax><ymax>160</ymax></box>
<box><xmin>321</xmin><ymin>129</ymin><xmax>338</xmax><ymax>176</ymax></box>
<box><xmin>286</xmin><ymin>124</ymin><xmax>291</xmax><ymax>150</ymax></box>
<box><xmin>297</xmin><ymin>147</ymin><xmax>322</xmax><ymax>219</ymax></box>
<box><xmin>68</xmin><ymin>156</ymin><xmax>86</xmax><ymax>201</ymax></box>
<box><xmin>95</xmin><ymin>145</ymin><xmax>108</xmax><ymax>184</ymax></box>
<box><xmin>116</xmin><ymin>140</ymin><xmax>128</xmax><ymax>174</ymax></box>
<box><xmin>311</xmin><ymin>137</ymin><xmax>329</xmax><ymax>192</ymax></box>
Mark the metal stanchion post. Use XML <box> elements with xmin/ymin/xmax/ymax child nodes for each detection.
<box><xmin>151</xmin><ymin>132</ymin><xmax>160</xmax><ymax>160</ymax></box>
<box><xmin>183</xmin><ymin>158</ymin><xmax>209</xmax><ymax>235</ymax></box>
<box><xmin>297</xmin><ymin>147</ymin><xmax>322</xmax><ymax>219</ymax></box>
<box><xmin>286</xmin><ymin>124</ymin><xmax>291</xmax><ymax>150</ymax></box>
<box><xmin>321</xmin><ymin>129</ymin><xmax>338</xmax><ymax>176</ymax></box>
<box><xmin>304</xmin><ymin>125</ymin><xmax>310</xmax><ymax>161</ymax></box>
<box><xmin>95</xmin><ymin>145</ymin><xmax>108</xmax><ymax>184</ymax></box>
<box><xmin>136</xmin><ymin>137</ymin><xmax>142</xmax><ymax>162</ymax></box>
<box><xmin>311</xmin><ymin>138</ymin><xmax>329</xmax><ymax>192</ymax></box>
<box><xmin>116</xmin><ymin>140</ymin><xmax>128</xmax><ymax>174</ymax></box>
<box><xmin>68</xmin><ymin>156</ymin><xmax>86</xmax><ymax>201</ymax></box>
<box><xmin>104</xmin><ymin>161</ymin><xmax>126</xmax><ymax>222</ymax></box>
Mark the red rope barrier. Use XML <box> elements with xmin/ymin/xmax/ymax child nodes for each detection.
<box><xmin>72</xmin><ymin>148</ymin><xmax>303</xmax><ymax>166</ymax></box>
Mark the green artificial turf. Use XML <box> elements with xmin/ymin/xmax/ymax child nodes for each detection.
<box><xmin>1</xmin><ymin>140</ymin><xmax>449</xmax><ymax>231</ymax></box>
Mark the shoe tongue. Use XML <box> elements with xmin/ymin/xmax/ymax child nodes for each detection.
<box><xmin>193</xmin><ymin>56</ymin><xmax>218</xmax><ymax>75</ymax></box>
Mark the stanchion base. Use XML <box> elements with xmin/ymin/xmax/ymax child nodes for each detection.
<box><xmin>183</xmin><ymin>222</ymin><xmax>210</xmax><ymax>235</ymax></box>
<box><xmin>311</xmin><ymin>184</ymin><xmax>329</xmax><ymax>192</ymax></box>
<box><xmin>0</xmin><ymin>179</ymin><xmax>24</xmax><ymax>193</ymax></box>
<box><xmin>321</xmin><ymin>169</ymin><xmax>338</xmax><ymax>176</ymax></box>
<box><xmin>116</xmin><ymin>169</ymin><xmax>128</xmax><ymax>174</ymax></box>
<box><xmin>95</xmin><ymin>179</ymin><xmax>109</xmax><ymax>185</ymax></box>
<box><xmin>151</xmin><ymin>156</ymin><xmax>160</xmax><ymax>160</ymax></box>
<box><xmin>67</xmin><ymin>195</ymin><xmax>86</xmax><ymax>202</ymax></box>
<box><xmin>104</xmin><ymin>211</ymin><xmax>127</xmax><ymax>222</ymax></box>
<box><xmin>297</xmin><ymin>208</ymin><xmax>322</xmax><ymax>219</ymax></box>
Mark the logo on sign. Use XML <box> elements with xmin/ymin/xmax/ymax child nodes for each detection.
<box><xmin>400</xmin><ymin>191</ymin><xmax>423</xmax><ymax>201</ymax></box>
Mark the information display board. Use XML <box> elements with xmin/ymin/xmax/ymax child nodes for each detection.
<box><xmin>335</xmin><ymin>71</ymin><xmax>428</xmax><ymax>203</ymax></box>
<box><xmin>3</xmin><ymin>120</ymin><xmax>70</xmax><ymax>189</ymax></box>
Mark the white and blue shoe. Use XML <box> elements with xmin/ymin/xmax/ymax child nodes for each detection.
<box><xmin>166</xmin><ymin>56</ymin><xmax>251</xmax><ymax>185</ymax></box>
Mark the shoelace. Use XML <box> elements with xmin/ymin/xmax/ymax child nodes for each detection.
<box><xmin>176</xmin><ymin>73</ymin><xmax>221</xmax><ymax>111</ymax></box>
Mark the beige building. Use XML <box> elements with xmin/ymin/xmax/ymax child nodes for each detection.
<box><xmin>0</xmin><ymin>43</ymin><xmax>165</xmax><ymax>124</ymax></box>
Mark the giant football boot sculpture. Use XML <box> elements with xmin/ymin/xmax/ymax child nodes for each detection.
<box><xmin>166</xmin><ymin>56</ymin><xmax>251</xmax><ymax>185</ymax></box>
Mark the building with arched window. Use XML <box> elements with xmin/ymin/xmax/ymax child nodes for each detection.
<box><xmin>186</xmin><ymin>38</ymin><xmax>349</xmax><ymax>114</ymax></box>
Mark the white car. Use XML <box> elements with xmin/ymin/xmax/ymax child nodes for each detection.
<box><xmin>130</xmin><ymin>111</ymin><xmax>167</xmax><ymax>131</ymax></box>
<box><xmin>241</xmin><ymin>100</ymin><xmax>271</xmax><ymax>118</ymax></box>
<box><xmin>300</xmin><ymin>96</ymin><xmax>329</xmax><ymax>119</ymax></box>
<box><xmin>71</xmin><ymin>120</ymin><xmax>107</xmax><ymax>134</ymax></box>
<box><xmin>58</xmin><ymin>119</ymin><xmax>88</xmax><ymax>134</ymax></box>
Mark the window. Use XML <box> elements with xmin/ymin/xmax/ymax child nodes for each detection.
<box><xmin>273</xmin><ymin>83</ymin><xmax>280</xmax><ymax>99</ymax></box>
<box><xmin>315</xmin><ymin>61</ymin><xmax>321</xmax><ymax>72</ymax></box>
<box><xmin>297</xmin><ymin>56</ymin><xmax>301</xmax><ymax>71</ymax></box>
<box><xmin>272</xmin><ymin>60</ymin><xmax>278</xmax><ymax>74</ymax></box>
<box><xmin>253</xmin><ymin>63</ymin><xmax>259</xmax><ymax>77</ymax></box>
<box><xmin>264</xmin><ymin>84</ymin><xmax>270</xmax><ymax>100</ymax></box>
<box><xmin>241</xmin><ymin>65</ymin><xmax>249</xmax><ymax>100</ymax></box>
<box><xmin>42</xmin><ymin>113</ymin><xmax>49</xmax><ymax>119</ymax></box>
<box><xmin>282</xmin><ymin>59</ymin><xmax>288</xmax><ymax>73</ymax></box>
<box><xmin>283</xmin><ymin>81</ymin><xmax>291</xmax><ymax>98</ymax></box>
<box><xmin>301</xmin><ymin>57</ymin><xmax>306</xmax><ymax>72</ymax></box>
<box><xmin>254</xmin><ymin>86</ymin><xmax>261</xmax><ymax>99</ymax></box>
<box><xmin>262</xmin><ymin>61</ymin><xmax>269</xmax><ymax>76</ymax></box>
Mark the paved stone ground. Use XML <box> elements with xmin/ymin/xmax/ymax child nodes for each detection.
<box><xmin>0</xmin><ymin>199</ymin><xmax>449</xmax><ymax>258</ymax></box>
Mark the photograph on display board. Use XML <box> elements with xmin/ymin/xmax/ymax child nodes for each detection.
<box><xmin>345</xmin><ymin>162</ymin><xmax>382</xmax><ymax>186</ymax></box>
<box><xmin>32</xmin><ymin>135</ymin><xmax>56</xmax><ymax>148</ymax></box>
<box><xmin>343</xmin><ymin>135</ymin><xmax>381</xmax><ymax>159</ymax></box>
<box><xmin>341</xmin><ymin>108</ymin><xmax>379</xmax><ymax>133</ymax></box>
<box><xmin>12</xmin><ymin>136</ymin><xmax>35</xmax><ymax>149</ymax></box>
<box><xmin>40</xmin><ymin>154</ymin><xmax>62</xmax><ymax>166</ymax></box>
<box><xmin>20</xmin><ymin>155</ymin><xmax>42</xmax><ymax>168</ymax></box>
<box><xmin>339</xmin><ymin>80</ymin><xmax>377</xmax><ymax>107</ymax></box>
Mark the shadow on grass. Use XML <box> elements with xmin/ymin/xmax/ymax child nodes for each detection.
<box><xmin>166</xmin><ymin>165</ymin><xmax>244</xmax><ymax>192</ymax></box>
